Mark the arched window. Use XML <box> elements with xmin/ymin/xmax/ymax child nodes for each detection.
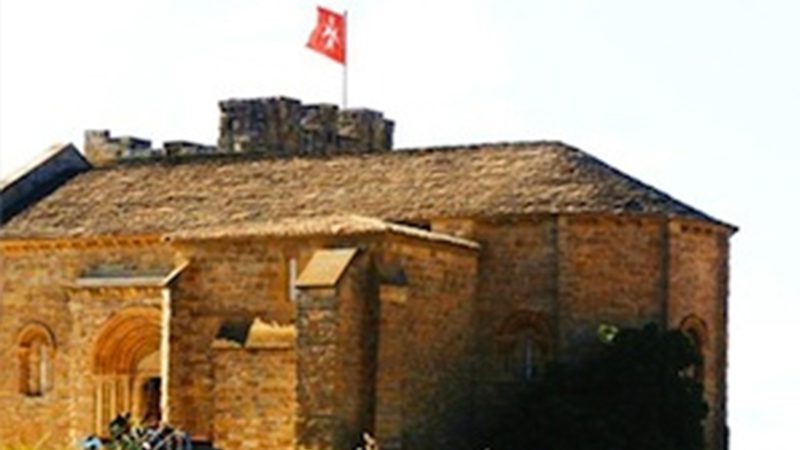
<box><xmin>18</xmin><ymin>323</ymin><xmax>56</xmax><ymax>397</ymax></box>
<box><xmin>679</xmin><ymin>315</ymin><xmax>708</xmax><ymax>382</ymax></box>
<box><xmin>497</xmin><ymin>311</ymin><xmax>553</xmax><ymax>382</ymax></box>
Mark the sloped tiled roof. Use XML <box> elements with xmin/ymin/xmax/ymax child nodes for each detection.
<box><xmin>0</xmin><ymin>141</ymin><xmax>733</xmax><ymax>239</ymax></box>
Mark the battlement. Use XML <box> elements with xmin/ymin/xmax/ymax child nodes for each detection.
<box><xmin>83</xmin><ymin>97</ymin><xmax>394</xmax><ymax>166</ymax></box>
<box><xmin>217</xmin><ymin>97</ymin><xmax>394</xmax><ymax>155</ymax></box>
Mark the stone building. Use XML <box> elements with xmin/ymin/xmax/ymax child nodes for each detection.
<box><xmin>0</xmin><ymin>97</ymin><xmax>735</xmax><ymax>450</ymax></box>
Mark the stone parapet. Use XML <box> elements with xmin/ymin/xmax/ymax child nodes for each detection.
<box><xmin>212</xmin><ymin>342</ymin><xmax>297</xmax><ymax>450</ymax></box>
<box><xmin>218</xmin><ymin>96</ymin><xmax>394</xmax><ymax>155</ymax></box>
<box><xmin>81</xmin><ymin>95</ymin><xmax>394</xmax><ymax>167</ymax></box>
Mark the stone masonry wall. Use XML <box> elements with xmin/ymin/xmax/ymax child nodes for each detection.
<box><xmin>459</xmin><ymin>216</ymin><xmax>558</xmax><ymax>438</ymax></box>
<box><xmin>295</xmin><ymin>286</ymin><xmax>341</xmax><ymax>450</ymax></box>
<box><xmin>212</xmin><ymin>347</ymin><xmax>297</xmax><ymax>450</ymax></box>
<box><xmin>166</xmin><ymin>237</ymin><xmax>323</xmax><ymax>439</ymax></box>
<box><xmin>439</xmin><ymin>216</ymin><xmax>664</xmax><ymax>442</ymax></box>
<box><xmin>377</xmin><ymin>235</ymin><xmax>478</xmax><ymax>450</ymax></box>
<box><xmin>294</xmin><ymin>235</ymin><xmax>477</xmax><ymax>450</ymax></box>
<box><xmin>168</xmin><ymin>235</ymin><xmax>380</xmax><ymax>441</ymax></box>
<box><xmin>0</xmin><ymin>233</ymin><xmax>373</xmax><ymax>447</ymax></box>
<box><xmin>0</xmin><ymin>215</ymin><xmax>731</xmax><ymax>450</ymax></box>
<box><xmin>667</xmin><ymin>220</ymin><xmax>730</xmax><ymax>450</ymax></box>
<box><xmin>295</xmin><ymin>251</ymin><xmax>379</xmax><ymax>450</ymax></box>
<box><xmin>0</xmin><ymin>246</ymin><xmax>72</xmax><ymax>447</ymax></box>
<box><xmin>557</xmin><ymin>215</ymin><xmax>665</xmax><ymax>358</ymax></box>
<box><xmin>373</xmin><ymin>285</ymin><xmax>407</xmax><ymax>450</ymax></box>
<box><xmin>336</xmin><ymin>254</ymin><xmax>379</xmax><ymax>446</ymax></box>
<box><xmin>459</xmin><ymin>214</ymin><xmax>729</xmax><ymax>450</ymax></box>
<box><xmin>0</xmin><ymin>239</ymin><xmax>177</xmax><ymax>448</ymax></box>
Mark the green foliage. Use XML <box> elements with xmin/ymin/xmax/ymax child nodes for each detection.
<box><xmin>486</xmin><ymin>323</ymin><xmax>708</xmax><ymax>450</ymax></box>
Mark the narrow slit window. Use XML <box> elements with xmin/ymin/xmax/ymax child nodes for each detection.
<box><xmin>288</xmin><ymin>258</ymin><xmax>298</xmax><ymax>301</ymax></box>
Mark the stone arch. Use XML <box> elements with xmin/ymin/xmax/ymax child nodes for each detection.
<box><xmin>93</xmin><ymin>307</ymin><xmax>161</xmax><ymax>375</ymax></box>
<box><xmin>496</xmin><ymin>310</ymin><xmax>553</xmax><ymax>381</ymax></box>
<box><xmin>679</xmin><ymin>314</ymin><xmax>708</xmax><ymax>382</ymax></box>
<box><xmin>91</xmin><ymin>307</ymin><xmax>162</xmax><ymax>434</ymax></box>
<box><xmin>17</xmin><ymin>322</ymin><xmax>56</xmax><ymax>396</ymax></box>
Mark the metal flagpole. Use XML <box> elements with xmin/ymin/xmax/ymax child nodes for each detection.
<box><xmin>343</xmin><ymin>10</ymin><xmax>348</xmax><ymax>109</ymax></box>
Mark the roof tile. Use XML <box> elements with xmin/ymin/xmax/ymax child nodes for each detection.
<box><xmin>0</xmin><ymin>141</ymin><xmax>732</xmax><ymax>238</ymax></box>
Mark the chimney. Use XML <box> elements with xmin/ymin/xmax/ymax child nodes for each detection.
<box><xmin>84</xmin><ymin>130</ymin><xmax>152</xmax><ymax>166</ymax></box>
<box><xmin>217</xmin><ymin>96</ymin><xmax>394</xmax><ymax>156</ymax></box>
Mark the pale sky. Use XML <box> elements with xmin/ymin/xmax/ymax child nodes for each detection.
<box><xmin>1</xmin><ymin>1</ymin><xmax>798</xmax><ymax>448</ymax></box>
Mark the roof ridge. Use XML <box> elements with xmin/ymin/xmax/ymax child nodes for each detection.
<box><xmin>82</xmin><ymin>140</ymin><xmax>575</xmax><ymax>172</ymax></box>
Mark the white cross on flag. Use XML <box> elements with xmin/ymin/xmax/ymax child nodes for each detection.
<box><xmin>307</xmin><ymin>6</ymin><xmax>346</xmax><ymax>64</ymax></box>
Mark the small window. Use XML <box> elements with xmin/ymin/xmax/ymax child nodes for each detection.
<box><xmin>18</xmin><ymin>323</ymin><xmax>56</xmax><ymax>397</ymax></box>
<box><xmin>497</xmin><ymin>311</ymin><xmax>552</xmax><ymax>382</ymax></box>
<box><xmin>506</xmin><ymin>331</ymin><xmax>544</xmax><ymax>381</ymax></box>
<box><xmin>680</xmin><ymin>315</ymin><xmax>708</xmax><ymax>383</ymax></box>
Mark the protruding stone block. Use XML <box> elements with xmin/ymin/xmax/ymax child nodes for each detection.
<box><xmin>337</xmin><ymin>108</ymin><xmax>394</xmax><ymax>153</ymax></box>
<box><xmin>163</xmin><ymin>141</ymin><xmax>216</xmax><ymax>157</ymax></box>
<box><xmin>84</xmin><ymin>130</ymin><xmax>152</xmax><ymax>166</ymax></box>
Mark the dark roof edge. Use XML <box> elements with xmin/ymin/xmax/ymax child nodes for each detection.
<box><xmin>574</xmin><ymin>148</ymin><xmax>737</xmax><ymax>233</ymax></box>
<box><xmin>1</xmin><ymin>143</ymin><xmax>91</xmax><ymax>223</ymax></box>
<box><xmin>0</xmin><ymin>143</ymin><xmax>86</xmax><ymax>190</ymax></box>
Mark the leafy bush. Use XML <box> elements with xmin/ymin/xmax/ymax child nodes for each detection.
<box><xmin>486</xmin><ymin>323</ymin><xmax>708</xmax><ymax>450</ymax></box>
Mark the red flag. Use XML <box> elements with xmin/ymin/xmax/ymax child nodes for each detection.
<box><xmin>307</xmin><ymin>6</ymin><xmax>346</xmax><ymax>64</ymax></box>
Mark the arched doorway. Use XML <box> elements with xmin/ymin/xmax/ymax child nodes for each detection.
<box><xmin>92</xmin><ymin>307</ymin><xmax>162</xmax><ymax>434</ymax></box>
